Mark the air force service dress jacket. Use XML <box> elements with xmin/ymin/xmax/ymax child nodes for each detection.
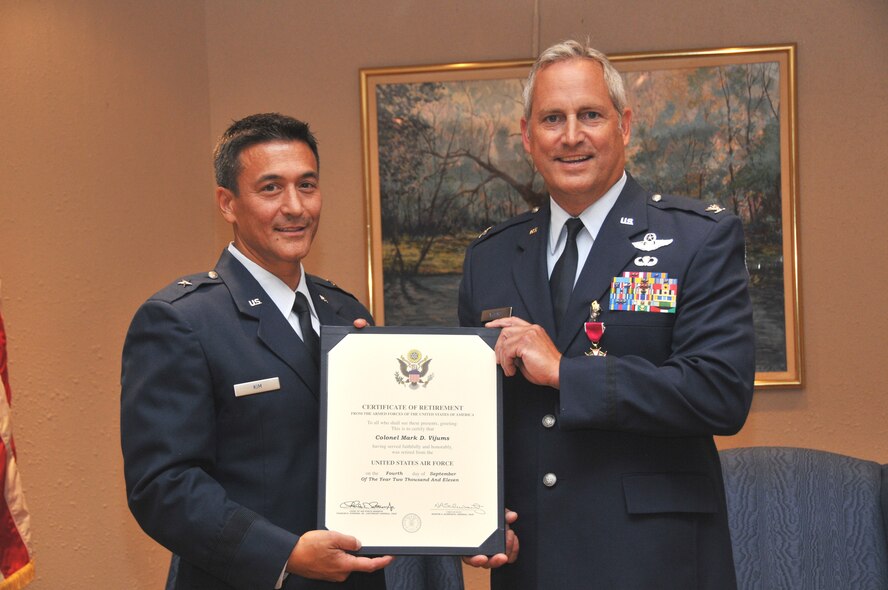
<box><xmin>458</xmin><ymin>175</ymin><xmax>755</xmax><ymax>589</ymax></box>
<box><xmin>121</xmin><ymin>249</ymin><xmax>385</xmax><ymax>590</ymax></box>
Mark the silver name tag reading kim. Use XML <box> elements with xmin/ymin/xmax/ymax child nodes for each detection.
<box><xmin>233</xmin><ymin>377</ymin><xmax>281</xmax><ymax>397</ymax></box>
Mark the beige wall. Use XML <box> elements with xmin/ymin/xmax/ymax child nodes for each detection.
<box><xmin>1</xmin><ymin>1</ymin><xmax>213</xmax><ymax>587</ymax></box>
<box><xmin>0</xmin><ymin>0</ymin><xmax>885</xmax><ymax>588</ymax></box>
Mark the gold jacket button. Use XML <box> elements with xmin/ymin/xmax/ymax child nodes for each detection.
<box><xmin>208</xmin><ymin>271</ymin><xmax>219</xmax><ymax>279</ymax></box>
<box><xmin>541</xmin><ymin>414</ymin><xmax>556</xmax><ymax>428</ymax></box>
<box><xmin>542</xmin><ymin>473</ymin><xmax>557</xmax><ymax>487</ymax></box>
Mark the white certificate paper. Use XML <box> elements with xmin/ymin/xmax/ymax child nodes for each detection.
<box><xmin>319</xmin><ymin>326</ymin><xmax>504</xmax><ymax>555</ymax></box>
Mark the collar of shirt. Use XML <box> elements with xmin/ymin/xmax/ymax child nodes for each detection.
<box><xmin>547</xmin><ymin>171</ymin><xmax>627</xmax><ymax>278</ymax></box>
<box><xmin>226</xmin><ymin>243</ymin><xmax>318</xmax><ymax>336</ymax></box>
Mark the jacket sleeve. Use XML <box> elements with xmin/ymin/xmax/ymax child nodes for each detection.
<box><xmin>557</xmin><ymin>214</ymin><xmax>755</xmax><ymax>437</ymax></box>
<box><xmin>120</xmin><ymin>299</ymin><xmax>298</xmax><ymax>590</ymax></box>
<box><xmin>457</xmin><ymin>245</ymin><xmax>476</xmax><ymax>328</ymax></box>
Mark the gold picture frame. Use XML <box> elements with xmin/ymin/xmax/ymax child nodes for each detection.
<box><xmin>360</xmin><ymin>44</ymin><xmax>801</xmax><ymax>388</ymax></box>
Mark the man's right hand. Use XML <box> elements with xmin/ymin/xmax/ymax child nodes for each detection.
<box><xmin>287</xmin><ymin>530</ymin><xmax>393</xmax><ymax>582</ymax></box>
<box><xmin>486</xmin><ymin>317</ymin><xmax>561</xmax><ymax>388</ymax></box>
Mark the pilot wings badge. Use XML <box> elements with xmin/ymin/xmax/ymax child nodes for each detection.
<box><xmin>395</xmin><ymin>349</ymin><xmax>434</xmax><ymax>389</ymax></box>
<box><xmin>632</xmin><ymin>233</ymin><xmax>673</xmax><ymax>252</ymax></box>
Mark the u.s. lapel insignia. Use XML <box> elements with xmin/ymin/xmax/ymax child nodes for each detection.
<box><xmin>634</xmin><ymin>255</ymin><xmax>658</xmax><ymax>267</ymax></box>
<box><xmin>706</xmin><ymin>204</ymin><xmax>725</xmax><ymax>214</ymax></box>
<box><xmin>620</xmin><ymin>217</ymin><xmax>634</xmax><ymax>225</ymax></box>
<box><xmin>584</xmin><ymin>300</ymin><xmax>607</xmax><ymax>357</ymax></box>
<box><xmin>632</xmin><ymin>232</ymin><xmax>673</xmax><ymax>252</ymax></box>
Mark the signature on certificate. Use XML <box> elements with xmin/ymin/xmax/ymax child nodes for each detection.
<box><xmin>339</xmin><ymin>500</ymin><xmax>396</xmax><ymax>512</ymax></box>
<box><xmin>433</xmin><ymin>502</ymin><xmax>486</xmax><ymax>515</ymax></box>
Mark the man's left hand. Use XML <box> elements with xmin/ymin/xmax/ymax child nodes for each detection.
<box><xmin>462</xmin><ymin>509</ymin><xmax>519</xmax><ymax>569</ymax></box>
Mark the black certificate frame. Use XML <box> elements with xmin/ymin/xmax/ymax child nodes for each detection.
<box><xmin>318</xmin><ymin>325</ymin><xmax>505</xmax><ymax>556</ymax></box>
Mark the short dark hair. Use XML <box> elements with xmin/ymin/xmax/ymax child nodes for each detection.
<box><xmin>213</xmin><ymin>113</ymin><xmax>320</xmax><ymax>193</ymax></box>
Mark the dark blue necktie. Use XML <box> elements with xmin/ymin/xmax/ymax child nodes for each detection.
<box><xmin>293</xmin><ymin>292</ymin><xmax>320</xmax><ymax>364</ymax></box>
<box><xmin>549</xmin><ymin>218</ymin><xmax>584</xmax><ymax>335</ymax></box>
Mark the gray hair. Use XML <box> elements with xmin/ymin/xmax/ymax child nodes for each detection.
<box><xmin>523</xmin><ymin>40</ymin><xmax>628</xmax><ymax>121</ymax></box>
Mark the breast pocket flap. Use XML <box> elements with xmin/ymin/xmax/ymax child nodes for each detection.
<box><xmin>622</xmin><ymin>473</ymin><xmax>718</xmax><ymax>514</ymax></box>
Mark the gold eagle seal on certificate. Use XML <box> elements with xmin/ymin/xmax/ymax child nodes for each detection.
<box><xmin>395</xmin><ymin>349</ymin><xmax>434</xmax><ymax>389</ymax></box>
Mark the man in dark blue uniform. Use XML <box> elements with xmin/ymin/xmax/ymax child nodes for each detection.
<box><xmin>459</xmin><ymin>41</ymin><xmax>755</xmax><ymax>588</ymax></box>
<box><xmin>121</xmin><ymin>113</ymin><xmax>392</xmax><ymax>589</ymax></box>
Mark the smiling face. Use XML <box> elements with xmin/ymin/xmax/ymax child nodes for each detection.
<box><xmin>521</xmin><ymin>58</ymin><xmax>632</xmax><ymax>215</ymax></box>
<box><xmin>217</xmin><ymin>140</ymin><xmax>321</xmax><ymax>288</ymax></box>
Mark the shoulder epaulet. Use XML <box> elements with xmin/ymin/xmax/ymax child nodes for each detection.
<box><xmin>308</xmin><ymin>275</ymin><xmax>361</xmax><ymax>303</ymax></box>
<box><xmin>647</xmin><ymin>193</ymin><xmax>729</xmax><ymax>221</ymax></box>
<box><xmin>471</xmin><ymin>206</ymin><xmax>543</xmax><ymax>245</ymax></box>
<box><xmin>154</xmin><ymin>270</ymin><xmax>223</xmax><ymax>303</ymax></box>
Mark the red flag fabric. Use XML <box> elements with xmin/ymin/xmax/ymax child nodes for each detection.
<box><xmin>0</xmin><ymin>312</ymin><xmax>34</xmax><ymax>589</ymax></box>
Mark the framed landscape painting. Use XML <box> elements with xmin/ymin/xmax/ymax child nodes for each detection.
<box><xmin>360</xmin><ymin>44</ymin><xmax>801</xmax><ymax>388</ymax></box>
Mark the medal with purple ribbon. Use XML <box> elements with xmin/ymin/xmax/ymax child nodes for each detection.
<box><xmin>584</xmin><ymin>301</ymin><xmax>607</xmax><ymax>357</ymax></box>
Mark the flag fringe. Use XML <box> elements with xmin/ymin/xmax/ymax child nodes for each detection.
<box><xmin>0</xmin><ymin>559</ymin><xmax>34</xmax><ymax>590</ymax></box>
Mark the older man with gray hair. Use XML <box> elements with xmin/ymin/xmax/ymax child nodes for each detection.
<box><xmin>459</xmin><ymin>39</ymin><xmax>754</xmax><ymax>589</ymax></box>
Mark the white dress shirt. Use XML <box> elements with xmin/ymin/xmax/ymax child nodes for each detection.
<box><xmin>227</xmin><ymin>243</ymin><xmax>319</xmax><ymax>339</ymax></box>
<box><xmin>546</xmin><ymin>171</ymin><xmax>627</xmax><ymax>286</ymax></box>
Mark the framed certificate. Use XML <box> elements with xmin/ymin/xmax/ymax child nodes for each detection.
<box><xmin>319</xmin><ymin>326</ymin><xmax>504</xmax><ymax>555</ymax></box>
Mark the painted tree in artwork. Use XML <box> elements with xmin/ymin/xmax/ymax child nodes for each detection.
<box><xmin>376</xmin><ymin>78</ymin><xmax>540</xmax><ymax>286</ymax></box>
<box><xmin>624</xmin><ymin>62</ymin><xmax>782</xmax><ymax>240</ymax></box>
<box><xmin>376</xmin><ymin>81</ymin><xmax>444</xmax><ymax>281</ymax></box>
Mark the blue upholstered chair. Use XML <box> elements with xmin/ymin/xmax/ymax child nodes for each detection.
<box><xmin>384</xmin><ymin>556</ymin><xmax>464</xmax><ymax>589</ymax></box>
<box><xmin>164</xmin><ymin>554</ymin><xmax>464</xmax><ymax>589</ymax></box>
<box><xmin>882</xmin><ymin>463</ymin><xmax>888</xmax><ymax>541</ymax></box>
<box><xmin>719</xmin><ymin>446</ymin><xmax>888</xmax><ymax>590</ymax></box>
<box><xmin>164</xmin><ymin>554</ymin><xmax>177</xmax><ymax>589</ymax></box>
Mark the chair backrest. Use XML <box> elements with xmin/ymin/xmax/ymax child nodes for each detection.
<box><xmin>720</xmin><ymin>446</ymin><xmax>888</xmax><ymax>590</ymax></box>
<box><xmin>882</xmin><ymin>464</ymin><xmax>888</xmax><ymax>543</ymax></box>
<box><xmin>166</xmin><ymin>553</ymin><xmax>465</xmax><ymax>589</ymax></box>
<box><xmin>384</xmin><ymin>555</ymin><xmax>465</xmax><ymax>590</ymax></box>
